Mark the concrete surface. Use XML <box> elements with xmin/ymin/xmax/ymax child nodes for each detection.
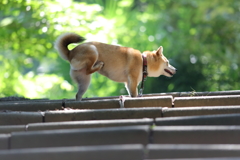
<box><xmin>174</xmin><ymin>95</ymin><xmax>240</xmax><ymax>107</ymax></box>
<box><xmin>65</xmin><ymin>99</ymin><xmax>120</xmax><ymax>109</ymax></box>
<box><xmin>0</xmin><ymin>144</ymin><xmax>144</xmax><ymax>160</ymax></box>
<box><xmin>0</xmin><ymin>111</ymin><xmax>43</xmax><ymax>125</ymax></box>
<box><xmin>156</xmin><ymin>113</ymin><xmax>240</xmax><ymax>126</ymax></box>
<box><xmin>147</xmin><ymin>144</ymin><xmax>240</xmax><ymax>159</ymax></box>
<box><xmin>0</xmin><ymin>125</ymin><xmax>26</xmax><ymax>133</ymax></box>
<box><xmin>0</xmin><ymin>134</ymin><xmax>10</xmax><ymax>149</ymax></box>
<box><xmin>123</xmin><ymin>96</ymin><xmax>173</xmax><ymax>108</ymax></box>
<box><xmin>152</xmin><ymin>126</ymin><xmax>240</xmax><ymax>144</ymax></box>
<box><xmin>44</xmin><ymin>107</ymin><xmax>162</xmax><ymax>122</ymax></box>
<box><xmin>11</xmin><ymin>125</ymin><xmax>149</xmax><ymax>149</ymax></box>
<box><xmin>162</xmin><ymin>106</ymin><xmax>240</xmax><ymax>117</ymax></box>
<box><xmin>28</xmin><ymin>118</ymin><xmax>154</xmax><ymax>131</ymax></box>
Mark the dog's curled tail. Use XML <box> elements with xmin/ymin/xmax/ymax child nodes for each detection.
<box><xmin>55</xmin><ymin>33</ymin><xmax>85</xmax><ymax>61</ymax></box>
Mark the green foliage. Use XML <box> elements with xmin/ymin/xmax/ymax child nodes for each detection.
<box><xmin>0</xmin><ymin>0</ymin><xmax>239</xmax><ymax>99</ymax></box>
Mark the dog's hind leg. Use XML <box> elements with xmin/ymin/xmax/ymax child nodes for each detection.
<box><xmin>70</xmin><ymin>69</ymin><xmax>91</xmax><ymax>101</ymax></box>
<box><xmin>71</xmin><ymin>45</ymin><xmax>104</xmax><ymax>75</ymax></box>
<box><xmin>69</xmin><ymin>45</ymin><xmax>104</xmax><ymax>100</ymax></box>
<box><xmin>86</xmin><ymin>61</ymin><xmax>104</xmax><ymax>75</ymax></box>
<box><xmin>85</xmin><ymin>45</ymin><xmax>104</xmax><ymax>74</ymax></box>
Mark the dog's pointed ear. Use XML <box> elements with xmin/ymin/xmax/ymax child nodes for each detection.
<box><xmin>156</xmin><ymin>46</ymin><xmax>163</xmax><ymax>56</ymax></box>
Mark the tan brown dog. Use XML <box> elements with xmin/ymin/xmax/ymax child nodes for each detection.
<box><xmin>55</xmin><ymin>33</ymin><xmax>177</xmax><ymax>100</ymax></box>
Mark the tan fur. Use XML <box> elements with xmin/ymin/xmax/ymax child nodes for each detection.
<box><xmin>55</xmin><ymin>33</ymin><xmax>177</xmax><ymax>100</ymax></box>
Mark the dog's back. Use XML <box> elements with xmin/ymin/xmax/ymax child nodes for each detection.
<box><xmin>81</xmin><ymin>42</ymin><xmax>142</xmax><ymax>82</ymax></box>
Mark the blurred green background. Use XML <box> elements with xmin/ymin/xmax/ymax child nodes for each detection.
<box><xmin>0</xmin><ymin>0</ymin><xmax>239</xmax><ymax>99</ymax></box>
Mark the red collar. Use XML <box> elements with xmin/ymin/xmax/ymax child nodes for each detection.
<box><xmin>142</xmin><ymin>54</ymin><xmax>148</xmax><ymax>78</ymax></box>
<box><xmin>139</xmin><ymin>54</ymin><xmax>148</xmax><ymax>96</ymax></box>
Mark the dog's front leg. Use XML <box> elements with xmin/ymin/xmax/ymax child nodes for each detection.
<box><xmin>70</xmin><ymin>69</ymin><xmax>91</xmax><ymax>101</ymax></box>
<box><xmin>125</xmin><ymin>78</ymin><xmax>138</xmax><ymax>97</ymax></box>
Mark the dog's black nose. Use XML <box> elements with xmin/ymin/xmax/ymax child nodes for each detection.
<box><xmin>175</xmin><ymin>69</ymin><xmax>177</xmax><ymax>71</ymax></box>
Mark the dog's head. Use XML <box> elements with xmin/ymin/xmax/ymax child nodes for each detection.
<box><xmin>144</xmin><ymin>46</ymin><xmax>177</xmax><ymax>77</ymax></box>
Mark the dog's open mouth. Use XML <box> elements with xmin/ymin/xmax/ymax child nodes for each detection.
<box><xmin>164</xmin><ymin>69</ymin><xmax>173</xmax><ymax>76</ymax></box>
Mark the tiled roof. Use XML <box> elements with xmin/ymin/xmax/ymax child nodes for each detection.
<box><xmin>0</xmin><ymin>90</ymin><xmax>240</xmax><ymax>159</ymax></box>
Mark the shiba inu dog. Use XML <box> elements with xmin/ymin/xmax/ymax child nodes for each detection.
<box><xmin>55</xmin><ymin>33</ymin><xmax>177</xmax><ymax>100</ymax></box>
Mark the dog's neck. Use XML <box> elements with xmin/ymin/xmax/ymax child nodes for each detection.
<box><xmin>145</xmin><ymin>53</ymin><xmax>162</xmax><ymax>77</ymax></box>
